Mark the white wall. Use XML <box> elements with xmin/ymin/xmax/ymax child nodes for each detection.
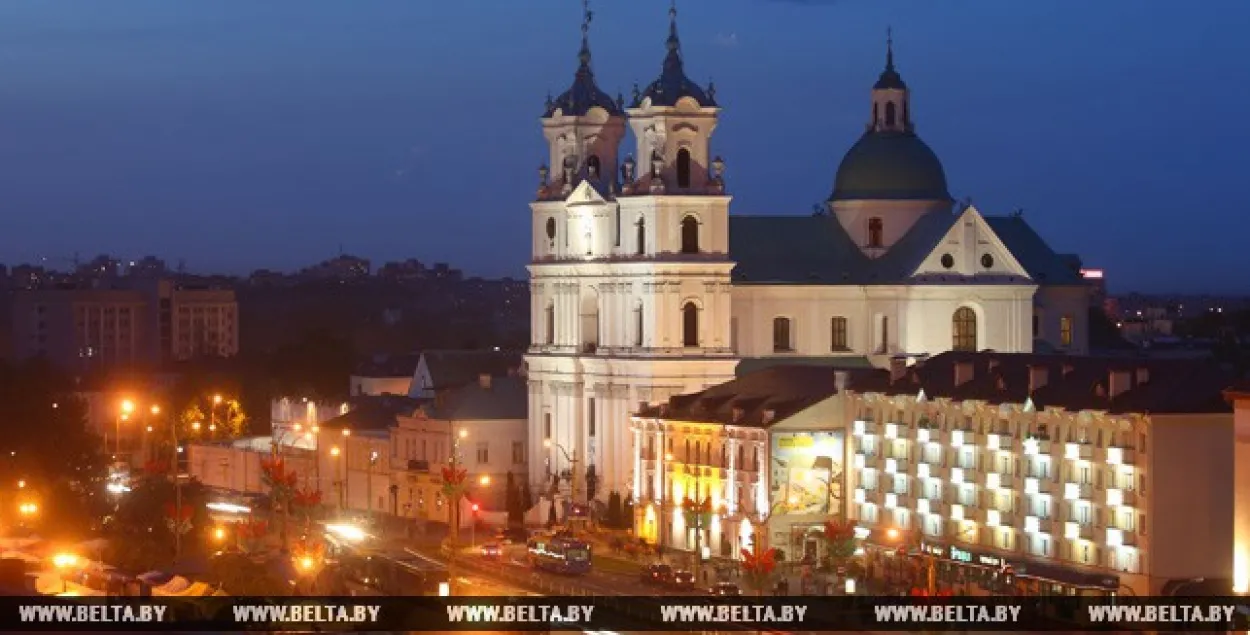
<box><xmin>391</xmin><ymin>415</ymin><xmax>528</xmax><ymax>511</ymax></box>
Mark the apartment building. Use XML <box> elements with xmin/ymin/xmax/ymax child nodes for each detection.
<box><xmin>11</xmin><ymin>279</ymin><xmax>238</xmax><ymax>370</ymax></box>
<box><xmin>632</xmin><ymin>353</ymin><xmax>1239</xmax><ymax>596</ymax></box>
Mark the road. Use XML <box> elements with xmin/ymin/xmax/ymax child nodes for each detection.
<box><xmin>453</xmin><ymin>543</ymin><xmax>706</xmax><ymax>597</ymax></box>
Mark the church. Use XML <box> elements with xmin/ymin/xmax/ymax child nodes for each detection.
<box><xmin>524</xmin><ymin>5</ymin><xmax>1090</xmax><ymax>504</ymax></box>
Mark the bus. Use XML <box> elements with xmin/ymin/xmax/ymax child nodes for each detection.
<box><xmin>338</xmin><ymin>547</ymin><xmax>451</xmax><ymax>596</ymax></box>
<box><xmin>527</xmin><ymin>532</ymin><xmax>592</xmax><ymax>575</ymax></box>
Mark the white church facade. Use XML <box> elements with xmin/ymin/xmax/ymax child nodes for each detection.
<box><xmin>525</xmin><ymin>7</ymin><xmax>1090</xmax><ymax>507</ymax></box>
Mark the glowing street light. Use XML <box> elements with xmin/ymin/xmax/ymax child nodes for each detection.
<box><xmin>458</xmin><ymin>429</ymin><xmax>468</xmax><ymax>439</ymax></box>
<box><xmin>213</xmin><ymin>394</ymin><xmax>223</xmax><ymax>405</ymax></box>
<box><xmin>52</xmin><ymin>553</ymin><xmax>81</xmax><ymax>593</ymax></box>
<box><xmin>192</xmin><ymin>422</ymin><xmax>202</xmax><ymax>432</ymax></box>
<box><xmin>342</xmin><ymin>428</ymin><xmax>351</xmax><ymax>438</ymax></box>
<box><xmin>213</xmin><ymin>527</ymin><xmax>227</xmax><ymax>542</ymax></box>
<box><xmin>330</xmin><ymin>446</ymin><xmax>341</xmax><ymax>457</ymax></box>
<box><xmin>150</xmin><ymin>405</ymin><xmax>160</xmax><ymax>415</ymax></box>
<box><xmin>121</xmin><ymin>400</ymin><xmax>135</xmax><ymax>414</ymax></box>
<box><xmin>478</xmin><ymin>475</ymin><xmax>491</xmax><ymax>487</ymax></box>
<box><xmin>19</xmin><ymin>502</ymin><xmax>38</xmax><ymax>516</ymax></box>
<box><xmin>17</xmin><ymin>480</ymin><xmax>25</xmax><ymax>489</ymax></box>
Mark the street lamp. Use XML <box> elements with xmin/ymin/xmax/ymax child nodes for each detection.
<box><xmin>544</xmin><ymin>439</ymin><xmax>580</xmax><ymax>522</ymax></box>
<box><xmin>52</xmin><ymin>553</ymin><xmax>80</xmax><ymax>593</ymax></box>
<box><xmin>330</xmin><ymin>446</ymin><xmax>343</xmax><ymax>510</ymax></box>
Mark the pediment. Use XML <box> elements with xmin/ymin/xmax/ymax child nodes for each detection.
<box><xmin>912</xmin><ymin>205</ymin><xmax>1031</xmax><ymax>280</ymax></box>
<box><xmin>565</xmin><ymin>179</ymin><xmax>608</xmax><ymax>206</ymax></box>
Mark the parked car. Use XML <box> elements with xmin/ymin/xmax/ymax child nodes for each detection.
<box><xmin>480</xmin><ymin>543</ymin><xmax>502</xmax><ymax>558</ymax></box>
<box><xmin>670</xmin><ymin>570</ymin><xmax>696</xmax><ymax>590</ymax></box>
<box><xmin>710</xmin><ymin>582</ymin><xmax>741</xmax><ymax>596</ymax></box>
<box><xmin>640</xmin><ymin>563</ymin><xmax>673</xmax><ymax>586</ymax></box>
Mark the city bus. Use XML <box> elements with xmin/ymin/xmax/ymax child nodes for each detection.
<box><xmin>527</xmin><ymin>532</ymin><xmax>592</xmax><ymax>575</ymax></box>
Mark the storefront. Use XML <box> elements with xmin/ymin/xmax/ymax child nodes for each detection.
<box><xmin>1009</xmin><ymin>559</ymin><xmax>1119</xmax><ymax>597</ymax></box>
<box><xmin>918</xmin><ymin>542</ymin><xmax>1015</xmax><ymax>594</ymax></box>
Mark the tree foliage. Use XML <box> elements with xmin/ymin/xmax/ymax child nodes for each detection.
<box><xmin>177</xmin><ymin>395</ymin><xmax>247</xmax><ymax>442</ymax></box>
<box><xmin>105</xmin><ymin>475</ymin><xmax>210</xmax><ymax>572</ymax></box>
<box><xmin>505</xmin><ymin>471</ymin><xmax>523</xmax><ymax>527</ymax></box>
<box><xmin>740</xmin><ymin>543</ymin><xmax>778</xmax><ymax>595</ymax></box>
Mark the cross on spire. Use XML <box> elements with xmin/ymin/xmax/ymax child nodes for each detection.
<box><xmin>578</xmin><ymin>0</ymin><xmax>594</xmax><ymax>68</ymax></box>
<box><xmin>886</xmin><ymin>26</ymin><xmax>895</xmax><ymax>70</ymax></box>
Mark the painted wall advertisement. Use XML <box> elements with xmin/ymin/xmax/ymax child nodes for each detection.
<box><xmin>770</xmin><ymin>431</ymin><xmax>844</xmax><ymax>517</ymax></box>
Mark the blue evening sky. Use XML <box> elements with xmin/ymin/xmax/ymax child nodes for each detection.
<box><xmin>0</xmin><ymin>0</ymin><xmax>1245</xmax><ymax>293</ymax></box>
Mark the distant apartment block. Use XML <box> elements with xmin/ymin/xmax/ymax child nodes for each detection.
<box><xmin>11</xmin><ymin>279</ymin><xmax>238</xmax><ymax>370</ymax></box>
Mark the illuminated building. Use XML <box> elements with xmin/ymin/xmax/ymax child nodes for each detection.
<box><xmin>527</xmin><ymin>5</ymin><xmax>1091</xmax><ymax>507</ymax></box>
<box><xmin>636</xmin><ymin>352</ymin><xmax>1240</xmax><ymax>596</ymax></box>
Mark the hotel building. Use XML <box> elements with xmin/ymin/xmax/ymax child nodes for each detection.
<box><xmin>632</xmin><ymin>352</ymin><xmax>1239</xmax><ymax>596</ymax></box>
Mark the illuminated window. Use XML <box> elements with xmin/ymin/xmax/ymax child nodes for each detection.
<box><xmin>1060</xmin><ymin>315</ymin><xmax>1074</xmax><ymax>347</ymax></box>
<box><xmin>953</xmin><ymin>307</ymin><xmax>977</xmax><ymax>352</ymax></box>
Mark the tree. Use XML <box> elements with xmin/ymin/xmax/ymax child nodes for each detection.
<box><xmin>605</xmin><ymin>491</ymin><xmax>622</xmax><ymax>529</ymax></box>
<box><xmin>622</xmin><ymin>495</ymin><xmax>634</xmax><ymax>531</ymax></box>
<box><xmin>741</xmin><ymin>543</ymin><xmax>778</xmax><ymax>596</ymax></box>
<box><xmin>105</xmin><ymin>476</ymin><xmax>210</xmax><ymax>572</ymax></box>
<box><xmin>585</xmin><ymin>464</ymin><xmax>599</xmax><ymax>503</ymax></box>
<box><xmin>520</xmin><ymin>481</ymin><xmax>534</xmax><ymax>516</ymax></box>
<box><xmin>177</xmin><ymin>395</ymin><xmax>247</xmax><ymax>442</ymax></box>
<box><xmin>821</xmin><ymin>516</ymin><xmax>863</xmax><ymax>588</ymax></box>
<box><xmin>505</xmin><ymin>471</ymin><xmax>523</xmax><ymax>527</ymax></box>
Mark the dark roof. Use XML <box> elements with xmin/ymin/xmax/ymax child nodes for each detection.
<box><xmin>637</xmin><ymin>365</ymin><xmax>889</xmax><ymax>427</ymax></box>
<box><xmin>353</xmin><ymin>353</ymin><xmax>421</xmax><ymax>378</ymax></box>
<box><xmin>425</xmin><ymin>376</ymin><xmax>527</xmax><ymax>421</ymax></box>
<box><xmin>829</xmin><ymin>131</ymin><xmax>950</xmax><ymax>202</ymax></box>
<box><xmin>881</xmin><ymin>352</ymin><xmax>1235</xmax><ymax>415</ymax></box>
<box><xmin>736</xmin><ymin>356</ymin><xmax>876</xmax><ymax>377</ymax></box>
<box><xmin>320</xmin><ymin>395</ymin><xmax>427</xmax><ymax>432</ymax></box>
<box><xmin>729</xmin><ymin>211</ymin><xmax>953</xmax><ymax>285</ymax></box>
<box><xmin>421</xmin><ymin>350</ymin><xmax>523</xmax><ymax>389</ymax></box>
<box><xmin>983</xmin><ymin>216</ymin><xmax>1084</xmax><ymax>285</ymax></box>
<box><xmin>873</xmin><ymin>40</ymin><xmax>906</xmax><ymax>90</ymax></box>
<box><xmin>631</xmin><ymin>6</ymin><xmax>716</xmax><ymax>109</ymax></box>
<box><xmin>543</xmin><ymin>24</ymin><xmax>622</xmax><ymax>118</ymax></box>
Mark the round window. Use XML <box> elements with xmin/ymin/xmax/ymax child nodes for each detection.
<box><xmin>981</xmin><ymin>254</ymin><xmax>994</xmax><ymax>269</ymax></box>
<box><xmin>940</xmin><ymin>254</ymin><xmax>954</xmax><ymax>269</ymax></box>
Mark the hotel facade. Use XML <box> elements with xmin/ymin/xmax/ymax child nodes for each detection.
<box><xmin>631</xmin><ymin>352</ymin><xmax>1240</xmax><ymax>596</ymax></box>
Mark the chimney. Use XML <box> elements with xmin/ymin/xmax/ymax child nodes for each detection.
<box><xmin>479</xmin><ymin>373</ymin><xmax>492</xmax><ymax>389</ymax></box>
<box><xmin>834</xmin><ymin>371</ymin><xmax>849</xmax><ymax>392</ymax></box>
<box><xmin>1028</xmin><ymin>365</ymin><xmax>1049</xmax><ymax>393</ymax></box>
<box><xmin>954</xmin><ymin>361</ymin><xmax>974</xmax><ymax>387</ymax></box>
<box><xmin>1135</xmin><ymin>367</ymin><xmax>1150</xmax><ymax>385</ymax></box>
<box><xmin>890</xmin><ymin>358</ymin><xmax>908</xmax><ymax>382</ymax></box>
<box><xmin>1108</xmin><ymin>370</ymin><xmax>1132</xmax><ymax>398</ymax></box>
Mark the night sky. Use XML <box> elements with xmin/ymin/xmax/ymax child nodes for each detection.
<box><xmin>0</xmin><ymin>0</ymin><xmax>1245</xmax><ymax>293</ymax></box>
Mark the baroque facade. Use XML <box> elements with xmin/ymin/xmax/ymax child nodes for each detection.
<box><xmin>526</xmin><ymin>7</ymin><xmax>1090</xmax><ymax>504</ymax></box>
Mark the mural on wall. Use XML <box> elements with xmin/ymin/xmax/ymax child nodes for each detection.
<box><xmin>770</xmin><ymin>431</ymin><xmax>844</xmax><ymax>516</ymax></box>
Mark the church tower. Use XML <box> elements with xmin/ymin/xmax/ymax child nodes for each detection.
<box><xmin>828</xmin><ymin>31</ymin><xmax>952</xmax><ymax>254</ymax></box>
<box><xmin>525</xmin><ymin>3</ymin><xmax>737</xmax><ymax>519</ymax></box>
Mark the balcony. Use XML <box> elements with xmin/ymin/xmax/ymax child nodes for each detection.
<box><xmin>1106</xmin><ymin>488</ymin><xmax>1139</xmax><ymax>508</ymax></box>
<box><xmin>1023</xmin><ymin>437</ymin><xmax>1052</xmax><ymax>456</ymax></box>
<box><xmin>852</xmin><ymin>420</ymin><xmax>878</xmax><ymax>437</ymax></box>
<box><xmin>1106</xmin><ymin>527</ymin><xmax>1138</xmax><ymax>547</ymax></box>
<box><xmin>1064</xmin><ymin>443</ymin><xmax>1094</xmax><ymax>461</ymax></box>
<box><xmin>1024</xmin><ymin>477</ymin><xmax>1053</xmax><ymax>495</ymax></box>
<box><xmin>986</xmin><ymin>509</ymin><xmax>1016</xmax><ymax>527</ymax></box>
<box><xmin>1024</xmin><ymin>515</ymin><xmax>1055</xmax><ymax>535</ymax></box>
<box><xmin>1063</xmin><ymin>482</ymin><xmax>1094</xmax><ymax>501</ymax></box>
<box><xmin>1104</xmin><ymin>447</ymin><xmax>1139</xmax><ymax>466</ymax></box>
<box><xmin>885</xmin><ymin>458</ymin><xmax>910</xmax><ymax>474</ymax></box>
<box><xmin>1064</xmin><ymin>521</ymin><xmax>1094</xmax><ymax>540</ymax></box>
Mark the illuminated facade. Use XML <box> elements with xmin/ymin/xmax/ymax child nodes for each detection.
<box><xmin>636</xmin><ymin>353</ymin><xmax>1239</xmax><ymax>596</ymax></box>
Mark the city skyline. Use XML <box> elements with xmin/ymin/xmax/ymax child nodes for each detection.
<box><xmin>0</xmin><ymin>0</ymin><xmax>1246</xmax><ymax>293</ymax></box>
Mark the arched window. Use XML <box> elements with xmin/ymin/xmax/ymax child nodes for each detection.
<box><xmin>586</xmin><ymin>154</ymin><xmax>601</xmax><ymax>179</ymax></box>
<box><xmin>636</xmin><ymin>218</ymin><xmax>646</xmax><ymax>255</ymax></box>
<box><xmin>545</xmin><ymin>217</ymin><xmax>556</xmax><ymax>243</ymax></box>
<box><xmin>953</xmin><ymin>307</ymin><xmax>977</xmax><ymax>352</ymax></box>
<box><xmin>682</xmin><ymin>302</ymin><xmax>699</xmax><ymax>347</ymax></box>
<box><xmin>680</xmin><ymin>216</ymin><xmax>699</xmax><ymax>254</ymax></box>
<box><xmin>676</xmin><ymin>148</ymin><xmax>692</xmax><ymax>188</ymax></box>
<box><xmin>885</xmin><ymin>102</ymin><xmax>897</xmax><ymax>127</ymax></box>
<box><xmin>773</xmin><ymin>317</ymin><xmax>793</xmax><ymax>352</ymax></box>
<box><xmin>544</xmin><ymin>303</ymin><xmax>555</xmax><ymax>345</ymax></box>
<box><xmin>868</xmin><ymin>217</ymin><xmax>884</xmax><ymax>248</ymax></box>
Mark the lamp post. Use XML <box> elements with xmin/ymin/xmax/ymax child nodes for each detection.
<box><xmin>330</xmin><ymin>446</ymin><xmax>343</xmax><ymax>510</ymax></box>
<box><xmin>449</xmin><ymin>428</ymin><xmax>468</xmax><ymax>548</ymax></box>
<box><xmin>211</xmin><ymin>394</ymin><xmax>223</xmax><ymax>436</ymax></box>
<box><xmin>341</xmin><ymin>428</ymin><xmax>351</xmax><ymax>511</ymax></box>
<box><xmin>168</xmin><ymin>405</ymin><xmax>184</xmax><ymax>563</ymax></box>
<box><xmin>660</xmin><ymin>452</ymin><xmax>673</xmax><ymax>556</ymax></box>
<box><xmin>117</xmin><ymin>400</ymin><xmax>135</xmax><ymax>459</ymax></box>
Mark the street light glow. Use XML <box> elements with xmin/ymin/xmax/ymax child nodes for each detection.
<box><xmin>213</xmin><ymin>394</ymin><xmax>223</xmax><ymax>405</ymax></box>
<box><xmin>458</xmin><ymin>429</ymin><xmax>468</xmax><ymax>439</ymax></box>
<box><xmin>150</xmin><ymin>405</ymin><xmax>160</xmax><ymax>415</ymax></box>
<box><xmin>886</xmin><ymin>527</ymin><xmax>901</xmax><ymax>540</ymax></box>
<box><xmin>479</xmin><ymin>475</ymin><xmax>491</xmax><ymax>486</ymax></box>
<box><xmin>17</xmin><ymin>480</ymin><xmax>25</xmax><ymax>489</ymax></box>
<box><xmin>121</xmin><ymin>400</ymin><xmax>135</xmax><ymax>414</ymax></box>
<box><xmin>330</xmin><ymin>446</ymin><xmax>341</xmax><ymax>457</ymax></box>
<box><xmin>52</xmin><ymin>553</ymin><xmax>80</xmax><ymax>569</ymax></box>
<box><xmin>342</xmin><ymin>429</ymin><xmax>351</xmax><ymax>437</ymax></box>
<box><xmin>325</xmin><ymin>523</ymin><xmax>366</xmax><ymax>542</ymax></box>
<box><xmin>299</xmin><ymin>556</ymin><xmax>315</xmax><ymax>571</ymax></box>
<box><xmin>192</xmin><ymin>422</ymin><xmax>202</xmax><ymax>431</ymax></box>
<box><xmin>213</xmin><ymin>527</ymin><xmax>226</xmax><ymax>541</ymax></box>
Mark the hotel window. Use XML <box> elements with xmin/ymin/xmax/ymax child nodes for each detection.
<box><xmin>830</xmin><ymin>317</ymin><xmax>848</xmax><ymax>351</ymax></box>
<box><xmin>1060</xmin><ymin>315</ymin><xmax>1073</xmax><ymax>347</ymax></box>
<box><xmin>512</xmin><ymin>441</ymin><xmax>525</xmax><ymax>465</ymax></box>
<box><xmin>476</xmin><ymin>442</ymin><xmax>489</xmax><ymax>464</ymax></box>
<box><xmin>773</xmin><ymin>317</ymin><xmax>793</xmax><ymax>352</ymax></box>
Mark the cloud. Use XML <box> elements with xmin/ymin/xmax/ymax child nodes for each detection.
<box><xmin>713</xmin><ymin>32</ymin><xmax>740</xmax><ymax>48</ymax></box>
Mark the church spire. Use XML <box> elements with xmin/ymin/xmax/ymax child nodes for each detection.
<box><xmin>666</xmin><ymin>0</ymin><xmax>681</xmax><ymax>59</ymax></box>
<box><xmin>543</xmin><ymin>0</ymin><xmax>622</xmax><ymax>118</ymax></box>
<box><xmin>873</xmin><ymin>27</ymin><xmax>906</xmax><ymax>91</ymax></box>
<box><xmin>631</xmin><ymin>1</ymin><xmax>716</xmax><ymax>108</ymax></box>
<box><xmin>869</xmin><ymin>27</ymin><xmax>910</xmax><ymax>133</ymax></box>
<box><xmin>885</xmin><ymin>26</ymin><xmax>895</xmax><ymax>73</ymax></box>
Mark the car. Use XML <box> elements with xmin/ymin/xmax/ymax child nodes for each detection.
<box><xmin>670</xmin><ymin>570</ymin><xmax>696</xmax><ymax>590</ymax></box>
<box><xmin>480</xmin><ymin>543</ymin><xmax>502</xmax><ymax>558</ymax></box>
<box><xmin>640</xmin><ymin>563</ymin><xmax>673</xmax><ymax>586</ymax></box>
<box><xmin>710</xmin><ymin>582</ymin><xmax>741</xmax><ymax>596</ymax></box>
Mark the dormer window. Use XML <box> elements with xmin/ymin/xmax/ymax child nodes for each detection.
<box><xmin>868</xmin><ymin>218</ymin><xmax>884</xmax><ymax>248</ymax></box>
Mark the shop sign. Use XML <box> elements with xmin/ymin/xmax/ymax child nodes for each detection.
<box><xmin>920</xmin><ymin>543</ymin><xmax>946</xmax><ymax>558</ymax></box>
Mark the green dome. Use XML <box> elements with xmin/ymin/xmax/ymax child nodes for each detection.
<box><xmin>829</xmin><ymin>131</ymin><xmax>951</xmax><ymax>202</ymax></box>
